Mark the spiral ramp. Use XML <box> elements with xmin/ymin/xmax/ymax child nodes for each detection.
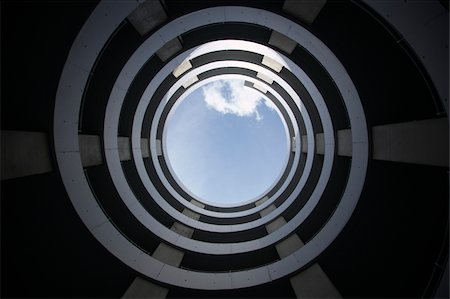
<box><xmin>1</xmin><ymin>1</ymin><xmax>449</xmax><ymax>298</ymax></box>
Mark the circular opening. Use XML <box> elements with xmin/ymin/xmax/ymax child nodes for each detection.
<box><xmin>164</xmin><ymin>79</ymin><xmax>289</xmax><ymax>205</ymax></box>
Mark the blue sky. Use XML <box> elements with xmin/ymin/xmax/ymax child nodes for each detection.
<box><xmin>165</xmin><ymin>79</ymin><xmax>287</xmax><ymax>205</ymax></box>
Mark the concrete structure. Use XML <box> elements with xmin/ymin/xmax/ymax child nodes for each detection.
<box><xmin>1</xmin><ymin>1</ymin><xmax>448</xmax><ymax>298</ymax></box>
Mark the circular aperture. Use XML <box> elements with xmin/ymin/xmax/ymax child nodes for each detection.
<box><xmin>164</xmin><ymin>79</ymin><xmax>289</xmax><ymax>205</ymax></box>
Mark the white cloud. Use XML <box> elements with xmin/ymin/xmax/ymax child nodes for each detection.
<box><xmin>202</xmin><ymin>79</ymin><xmax>275</xmax><ymax>120</ymax></box>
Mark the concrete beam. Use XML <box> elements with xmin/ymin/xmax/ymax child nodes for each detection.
<box><xmin>337</xmin><ymin>129</ymin><xmax>352</xmax><ymax>157</ymax></box>
<box><xmin>315</xmin><ymin>133</ymin><xmax>325</xmax><ymax>155</ymax></box>
<box><xmin>155</xmin><ymin>139</ymin><xmax>162</xmax><ymax>156</ymax></box>
<box><xmin>275</xmin><ymin>234</ymin><xmax>304</xmax><ymax>259</ymax></box>
<box><xmin>152</xmin><ymin>243</ymin><xmax>184</xmax><ymax>267</ymax></box>
<box><xmin>372</xmin><ymin>118</ymin><xmax>449</xmax><ymax>167</ymax></box>
<box><xmin>141</xmin><ymin>138</ymin><xmax>150</xmax><ymax>158</ymax></box>
<box><xmin>260</xmin><ymin>204</ymin><xmax>277</xmax><ymax>217</ymax></box>
<box><xmin>182</xmin><ymin>208</ymin><xmax>200</xmax><ymax>221</ymax></box>
<box><xmin>156</xmin><ymin>37</ymin><xmax>183</xmax><ymax>62</ymax></box>
<box><xmin>173</xmin><ymin>60</ymin><xmax>192</xmax><ymax>78</ymax></box>
<box><xmin>190</xmin><ymin>199</ymin><xmax>205</xmax><ymax>209</ymax></box>
<box><xmin>255</xmin><ymin>196</ymin><xmax>269</xmax><ymax>206</ymax></box>
<box><xmin>256</xmin><ymin>72</ymin><xmax>274</xmax><ymax>85</ymax></box>
<box><xmin>290</xmin><ymin>263</ymin><xmax>342</xmax><ymax>298</ymax></box>
<box><xmin>253</xmin><ymin>83</ymin><xmax>267</xmax><ymax>94</ymax></box>
<box><xmin>79</xmin><ymin>134</ymin><xmax>103</xmax><ymax>167</ymax></box>
<box><xmin>301</xmin><ymin>135</ymin><xmax>308</xmax><ymax>153</ymax></box>
<box><xmin>261</xmin><ymin>56</ymin><xmax>283</xmax><ymax>73</ymax></box>
<box><xmin>265</xmin><ymin>216</ymin><xmax>287</xmax><ymax>234</ymax></box>
<box><xmin>282</xmin><ymin>0</ymin><xmax>327</xmax><ymax>25</ymax></box>
<box><xmin>122</xmin><ymin>276</ymin><xmax>168</xmax><ymax>298</ymax></box>
<box><xmin>127</xmin><ymin>0</ymin><xmax>168</xmax><ymax>36</ymax></box>
<box><xmin>1</xmin><ymin>130</ymin><xmax>52</xmax><ymax>180</ymax></box>
<box><xmin>182</xmin><ymin>75</ymin><xmax>198</xmax><ymax>89</ymax></box>
<box><xmin>171</xmin><ymin>222</ymin><xmax>194</xmax><ymax>238</ymax></box>
<box><xmin>118</xmin><ymin>137</ymin><xmax>131</xmax><ymax>161</ymax></box>
<box><xmin>268</xmin><ymin>30</ymin><xmax>297</xmax><ymax>54</ymax></box>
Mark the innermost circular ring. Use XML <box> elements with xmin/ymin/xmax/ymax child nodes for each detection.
<box><xmin>164</xmin><ymin>79</ymin><xmax>289</xmax><ymax>205</ymax></box>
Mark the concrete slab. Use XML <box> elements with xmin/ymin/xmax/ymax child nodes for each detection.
<box><xmin>265</xmin><ymin>217</ymin><xmax>287</xmax><ymax>234</ymax></box>
<box><xmin>79</xmin><ymin>134</ymin><xmax>103</xmax><ymax>167</ymax></box>
<box><xmin>261</xmin><ymin>56</ymin><xmax>283</xmax><ymax>73</ymax></box>
<box><xmin>141</xmin><ymin>138</ymin><xmax>150</xmax><ymax>158</ymax></box>
<box><xmin>337</xmin><ymin>129</ymin><xmax>352</xmax><ymax>157</ymax></box>
<box><xmin>156</xmin><ymin>37</ymin><xmax>183</xmax><ymax>62</ymax></box>
<box><xmin>275</xmin><ymin>234</ymin><xmax>304</xmax><ymax>259</ymax></box>
<box><xmin>171</xmin><ymin>222</ymin><xmax>194</xmax><ymax>238</ymax></box>
<box><xmin>268</xmin><ymin>30</ymin><xmax>297</xmax><ymax>54</ymax></box>
<box><xmin>290</xmin><ymin>263</ymin><xmax>342</xmax><ymax>298</ymax></box>
<box><xmin>282</xmin><ymin>0</ymin><xmax>327</xmax><ymax>25</ymax></box>
<box><xmin>315</xmin><ymin>133</ymin><xmax>325</xmax><ymax>155</ymax></box>
<box><xmin>122</xmin><ymin>276</ymin><xmax>168</xmax><ymax>298</ymax></box>
<box><xmin>127</xmin><ymin>0</ymin><xmax>168</xmax><ymax>36</ymax></box>
<box><xmin>372</xmin><ymin>118</ymin><xmax>449</xmax><ymax>167</ymax></box>
<box><xmin>152</xmin><ymin>243</ymin><xmax>184</xmax><ymax>267</ymax></box>
<box><xmin>1</xmin><ymin>130</ymin><xmax>52</xmax><ymax>180</ymax></box>
<box><xmin>118</xmin><ymin>137</ymin><xmax>131</xmax><ymax>161</ymax></box>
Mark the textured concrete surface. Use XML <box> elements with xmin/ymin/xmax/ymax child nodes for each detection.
<box><xmin>275</xmin><ymin>234</ymin><xmax>304</xmax><ymax>259</ymax></box>
<box><xmin>156</xmin><ymin>37</ymin><xmax>183</xmax><ymax>62</ymax></box>
<box><xmin>337</xmin><ymin>129</ymin><xmax>352</xmax><ymax>157</ymax></box>
<box><xmin>152</xmin><ymin>243</ymin><xmax>184</xmax><ymax>267</ymax></box>
<box><xmin>127</xmin><ymin>0</ymin><xmax>167</xmax><ymax>36</ymax></box>
<box><xmin>315</xmin><ymin>133</ymin><xmax>325</xmax><ymax>155</ymax></box>
<box><xmin>118</xmin><ymin>137</ymin><xmax>131</xmax><ymax>161</ymax></box>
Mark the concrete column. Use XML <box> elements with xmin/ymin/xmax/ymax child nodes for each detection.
<box><xmin>122</xmin><ymin>276</ymin><xmax>168</xmax><ymax>298</ymax></box>
<box><xmin>79</xmin><ymin>134</ymin><xmax>103</xmax><ymax>167</ymax></box>
<box><xmin>182</xmin><ymin>208</ymin><xmax>200</xmax><ymax>220</ymax></box>
<box><xmin>190</xmin><ymin>199</ymin><xmax>205</xmax><ymax>209</ymax></box>
<box><xmin>255</xmin><ymin>196</ymin><xmax>269</xmax><ymax>206</ymax></box>
<box><xmin>1</xmin><ymin>130</ymin><xmax>52</xmax><ymax>180</ymax></box>
<box><xmin>372</xmin><ymin>118</ymin><xmax>449</xmax><ymax>167</ymax></box>
<box><xmin>282</xmin><ymin>0</ymin><xmax>327</xmax><ymax>25</ymax></box>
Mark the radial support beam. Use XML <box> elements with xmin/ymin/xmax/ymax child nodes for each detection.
<box><xmin>79</xmin><ymin>134</ymin><xmax>103</xmax><ymax>167</ymax></box>
<box><xmin>315</xmin><ymin>133</ymin><xmax>325</xmax><ymax>155</ymax></box>
<box><xmin>337</xmin><ymin>129</ymin><xmax>352</xmax><ymax>157</ymax></box>
<box><xmin>152</xmin><ymin>243</ymin><xmax>184</xmax><ymax>267</ymax></box>
<box><xmin>1</xmin><ymin>130</ymin><xmax>52</xmax><ymax>180</ymax></box>
<box><xmin>122</xmin><ymin>276</ymin><xmax>168</xmax><ymax>298</ymax></box>
<box><xmin>372</xmin><ymin>118</ymin><xmax>449</xmax><ymax>167</ymax></box>
<box><xmin>141</xmin><ymin>138</ymin><xmax>150</xmax><ymax>158</ymax></box>
<box><xmin>156</xmin><ymin>37</ymin><xmax>183</xmax><ymax>62</ymax></box>
<box><xmin>118</xmin><ymin>137</ymin><xmax>131</xmax><ymax>161</ymax></box>
<box><xmin>290</xmin><ymin>264</ymin><xmax>342</xmax><ymax>298</ymax></box>
<box><xmin>127</xmin><ymin>0</ymin><xmax>168</xmax><ymax>36</ymax></box>
<box><xmin>268</xmin><ymin>30</ymin><xmax>297</xmax><ymax>54</ymax></box>
<box><xmin>282</xmin><ymin>0</ymin><xmax>327</xmax><ymax>25</ymax></box>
